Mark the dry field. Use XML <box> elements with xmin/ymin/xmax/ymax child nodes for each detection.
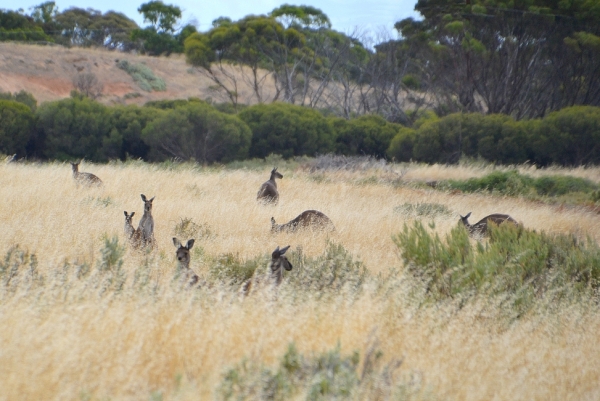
<box><xmin>1</xmin><ymin>160</ymin><xmax>599</xmax><ymax>400</ymax></box>
<box><xmin>0</xmin><ymin>42</ymin><xmax>277</xmax><ymax>106</ymax></box>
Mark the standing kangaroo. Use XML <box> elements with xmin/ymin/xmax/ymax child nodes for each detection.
<box><xmin>71</xmin><ymin>161</ymin><xmax>102</xmax><ymax>187</ymax></box>
<box><xmin>138</xmin><ymin>194</ymin><xmax>155</xmax><ymax>248</ymax></box>
<box><xmin>173</xmin><ymin>238</ymin><xmax>199</xmax><ymax>287</ymax></box>
<box><xmin>257</xmin><ymin>167</ymin><xmax>283</xmax><ymax>204</ymax></box>
<box><xmin>241</xmin><ymin>245</ymin><xmax>293</xmax><ymax>295</ymax></box>
<box><xmin>124</xmin><ymin>211</ymin><xmax>141</xmax><ymax>248</ymax></box>
<box><xmin>271</xmin><ymin>210</ymin><xmax>335</xmax><ymax>233</ymax></box>
<box><xmin>459</xmin><ymin>212</ymin><xmax>519</xmax><ymax>237</ymax></box>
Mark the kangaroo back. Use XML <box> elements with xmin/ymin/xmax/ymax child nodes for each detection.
<box><xmin>271</xmin><ymin>210</ymin><xmax>335</xmax><ymax>233</ymax></box>
<box><xmin>257</xmin><ymin>167</ymin><xmax>283</xmax><ymax>204</ymax></box>
<box><xmin>71</xmin><ymin>162</ymin><xmax>102</xmax><ymax>187</ymax></box>
<box><xmin>460</xmin><ymin>212</ymin><xmax>518</xmax><ymax>237</ymax></box>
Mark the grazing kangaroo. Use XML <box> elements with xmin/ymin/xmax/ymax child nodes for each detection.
<box><xmin>241</xmin><ymin>245</ymin><xmax>293</xmax><ymax>295</ymax></box>
<box><xmin>459</xmin><ymin>212</ymin><xmax>519</xmax><ymax>237</ymax></box>
<box><xmin>173</xmin><ymin>238</ymin><xmax>199</xmax><ymax>287</ymax></box>
<box><xmin>257</xmin><ymin>167</ymin><xmax>283</xmax><ymax>204</ymax></box>
<box><xmin>138</xmin><ymin>194</ymin><xmax>155</xmax><ymax>248</ymax></box>
<box><xmin>124</xmin><ymin>211</ymin><xmax>141</xmax><ymax>248</ymax></box>
<box><xmin>271</xmin><ymin>210</ymin><xmax>335</xmax><ymax>233</ymax></box>
<box><xmin>71</xmin><ymin>161</ymin><xmax>102</xmax><ymax>187</ymax></box>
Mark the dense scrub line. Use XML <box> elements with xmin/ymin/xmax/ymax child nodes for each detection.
<box><xmin>1</xmin><ymin>92</ymin><xmax>600</xmax><ymax>167</ymax></box>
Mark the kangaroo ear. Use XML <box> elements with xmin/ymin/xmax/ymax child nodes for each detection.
<box><xmin>149</xmin><ymin>197</ymin><xmax>155</xmax><ymax>202</ymax></box>
<box><xmin>465</xmin><ymin>212</ymin><xmax>472</xmax><ymax>218</ymax></box>
<box><xmin>186</xmin><ymin>239</ymin><xmax>195</xmax><ymax>249</ymax></box>
<box><xmin>131</xmin><ymin>212</ymin><xmax>135</xmax><ymax>217</ymax></box>
<box><xmin>141</xmin><ymin>194</ymin><xmax>147</xmax><ymax>201</ymax></box>
<box><xmin>279</xmin><ymin>245</ymin><xmax>291</xmax><ymax>255</ymax></box>
<box><xmin>271</xmin><ymin>217</ymin><xmax>276</xmax><ymax>225</ymax></box>
<box><xmin>124</xmin><ymin>211</ymin><xmax>128</xmax><ymax>217</ymax></box>
<box><xmin>173</xmin><ymin>238</ymin><xmax>181</xmax><ymax>248</ymax></box>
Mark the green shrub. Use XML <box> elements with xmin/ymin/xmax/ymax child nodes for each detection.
<box><xmin>208</xmin><ymin>253</ymin><xmax>263</xmax><ymax>286</ymax></box>
<box><xmin>393</xmin><ymin>221</ymin><xmax>600</xmax><ymax>312</ymax></box>
<box><xmin>116</xmin><ymin>60</ymin><xmax>166</xmax><ymax>92</ymax></box>
<box><xmin>393</xmin><ymin>202</ymin><xmax>453</xmax><ymax>219</ymax></box>
<box><xmin>218</xmin><ymin>342</ymin><xmax>412</xmax><ymax>401</ymax></box>
<box><xmin>441</xmin><ymin>170</ymin><xmax>599</xmax><ymax>200</ymax></box>
<box><xmin>285</xmin><ymin>242</ymin><xmax>369</xmax><ymax>294</ymax></box>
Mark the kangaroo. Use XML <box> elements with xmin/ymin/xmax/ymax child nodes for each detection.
<box><xmin>71</xmin><ymin>161</ymin><xmax>102</xmax><ymax>187</ymax></box>
<box><xmin>138</xmin><ymin>194</ymin><xmax>155</xmax><ymax>248</ymax></box>
<box><xmin>271</xmin><ymin>210</ymin><xmax>335</xmax><ymax>233</ymax></box>
<box><xmin>241</xmin><ymin>245</ymin><xmax>293</xmax><ymax>295</ymax></box>
<box><xmin>173</xmin><ymin>237</ymin><xmax>199</xmax><ymax>287</ymax></box>
<box><xmin>124</xmin><ymin>211</ymin><xmax>141</xmax><ymax>248</ymax></box>
<box><xmin>257</xmin><ymin>167</ymin><xmax>283</xmax><ymax>204</ymax></box>
<box><xmin>459</xmin><ymin>212</ymin><xmax>519</xmax><ymax>237</ymax></box>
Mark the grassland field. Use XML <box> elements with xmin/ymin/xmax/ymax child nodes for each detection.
<box><xmin>0</xmin><ymin>159</ymin><xmax>599</xmax><ymax>400</ymax></box>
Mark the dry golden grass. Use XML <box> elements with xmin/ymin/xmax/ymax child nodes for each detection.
<box><xmin>1</xmin><ymin>161</ymin><xmax>599</xmax><ymax>400</ymax></box>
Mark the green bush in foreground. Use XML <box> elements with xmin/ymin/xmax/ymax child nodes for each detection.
<box><xmin>393</xmin><ymin>221</ymin><xmax>600</xmax><ymax>312</ymax></box>
<box><xmin>218</xmin><ymin>342</ymin><xmax>417</xmax><ymax>401</ymax></box>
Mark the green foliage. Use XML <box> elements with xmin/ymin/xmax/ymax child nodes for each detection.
<box><xmin>393</xmin><ymin>221</ymin><xmax>600</xmax><ymax>311</ymax></box>
<box><xmin>137</xmin><ymin>0</ymin><xmax>181</xmax><ymax>33</ymax></box>
<box><xmin>0</xmin><ymin>90</ymin><xmax>37</xmax><ymax>112</ymax></box>
<box><xmin>442</xmin><ymin>170</ymin><xmax>599</xmax><ymax>200</ymax></box>
<box><xmin>208</xmin><ymin>253</ymin><xmax>263</xmax><ymax>286</ymax></box>
<box><xmin>116</xmin><ymin>60</ymin><xmax>166</xmax><ymax>92</ymax></box>
<box><xmin>36</xmin><ymin>97</ymin><xmax>115</xmax><ymax>161</ymax></box>
<box><xmin>108</xmin><ymin>104</ymin><xmax>156</xmax><ymax>160</ymax></box>
<box><xmin>387</xmin><ymin>127</ymin><xmax>416</xmax><ymax>162</ymax></box>
<box><xmin>285</xmin><ymin>242</ymin><xmax>369</xmax><ymax>294</ymax></box>
<box><xmin>335</xmin><ymin>115</ymin><xmax>400</xmax><ymax>158</ymax></box>
<box><xmin>172</xmin><ymin>217</ymin><xmax>214</xmax><ymax>240</ymax></box>
<box><xmin>0</xmin><ymin>245</ymin><xmax>40</xmax><ymax>288</ymax></box>
<box><xmin>141</xmin><ymin>102</ymin><xmax>252</xmax><ymax>163</ymax></box>
<box><xmin>0</xmin><ymin>100</ymin><xmax>35</xmax><ymax>156</ymax></box>
<box><xmin>219</xmin><ymin>342</ymin><xmax>411</xmax><ymax>401</ymax></box>
<box><xmin>239</xmin><ymin>103</ymin><xmax>335</xmax><ymax>159</ymax></box>
<box><xmin>394</xmin><ymin>202</ymin><xmax>453</xmax><ymax>219</ymax></box>
<box><xmin>0</xmin><ymin>9</ymin><xmax>53</xmax><ymax>42</ymax></box>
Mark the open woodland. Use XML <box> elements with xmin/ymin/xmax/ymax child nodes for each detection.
<box><xmin>1</xmin><ymin>159</ymin><xmax>599</xmax><ymax>400</ymax></box>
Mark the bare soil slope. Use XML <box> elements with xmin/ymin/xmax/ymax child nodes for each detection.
<box><xmin>0</xmin><ymin>42</ymin><xmax>272</xmax><ymax>106</ymax></box>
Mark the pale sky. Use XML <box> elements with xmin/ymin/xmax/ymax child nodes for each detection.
<box><xmin>3</xmin><ymin>0</ymin><xmax>421</xmax><ymax>40</ymax></box>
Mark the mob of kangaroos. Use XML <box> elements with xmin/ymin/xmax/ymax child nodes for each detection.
<box><xmin>271</xmin><ymin>210</ymin><xmax>335</xmax><ymax>233</ymax></box>
<box><xmin>257</xmin><ymin>167</ymin><xmax>283</xmax><ymax>205</ymax></box>
<box><xmin>71</xmin><ymin>161</ymin><xmax>102</xmax><ymax>187</ymax></box>
<box><xmin>241</xmin><ymin>245</ymin><xmax>293</xmax><ymax>295</ymax></box>
<box><xmin>459</xmin><ymin>212</ymin><xmax>519</xmax><ymax>237</ymax></box>
<box><xmin>173</xmin><ymin>237</ymin><xmax>200</xmax><ymax>287</ymax></box>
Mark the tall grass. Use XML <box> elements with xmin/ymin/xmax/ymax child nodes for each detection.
<box><xmin>1</xmin><ymin>161</ymin><xmax>599</xmax><ymax>400</ymax></box>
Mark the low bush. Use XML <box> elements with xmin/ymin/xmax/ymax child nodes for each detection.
<box><xmin>393</xmin><ymin>221</ymin><xmax>600</xmax><ymax>313</ymax></box>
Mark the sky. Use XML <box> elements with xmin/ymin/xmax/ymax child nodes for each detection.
<box><xmin>3</xmin><ymin>0</ymin><xmax>421</xmax><ymax>39</ymax></box>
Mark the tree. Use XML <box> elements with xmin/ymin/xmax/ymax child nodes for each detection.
<box><xmin>137</xmin><ymin>0</ymin><xmax>181</xmax><ymax>33</ymax></box>
<box><xmin>142</xmin><ymin>102</ymin><xmax>251</xmax><ymax>163</ymax></box>
<box><xmin>0</xmin><ymin>9</ymin><xmax>52</xmax><ymax>42</ymax></box>
<box><xmin>396</xmin><ymin>0</ymin><xmax>600</xmax><ymax>119</ymax></box>
<box><xmin>0</xmin><ymin>100</ymin><xmax>34</xmax><ymax>156</ymax></box>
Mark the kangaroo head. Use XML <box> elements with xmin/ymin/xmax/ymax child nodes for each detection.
<box><xmin>271</xmin><ymin>217</ymin><xmax>279</xmax><ymax>233</ymax></box>
<box><xmin>173</xmin><ymin>237</ymin><xmax>195</xmax><ymax>266</ymax></box>
<box><xmin>271</xmin><ymin>167</ymin><xmax>283</xmax><ymax>180</ymax></box>
<box><xmin>141</xmin><ymin>194</ymin><xmax>155</xmax><ymax>212</ymax></box>
<box><xmin>272</xmin><ymin>245</ymin><xmax>293</xmax><ymax>271</ymax></box>
<box><xmin>459</xmin><ymin>212</ymin><xmax>472</xmax><ymax>227</ymax></box>
<box><xmin>70</xmin><ymin>162</ymin><xmax>79</xmax><ymax>173</ymax></box>
<box><xmin>124</xmin><ymin>211</ymin><xmax>135</xmax><ymax>224</ymax></box>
